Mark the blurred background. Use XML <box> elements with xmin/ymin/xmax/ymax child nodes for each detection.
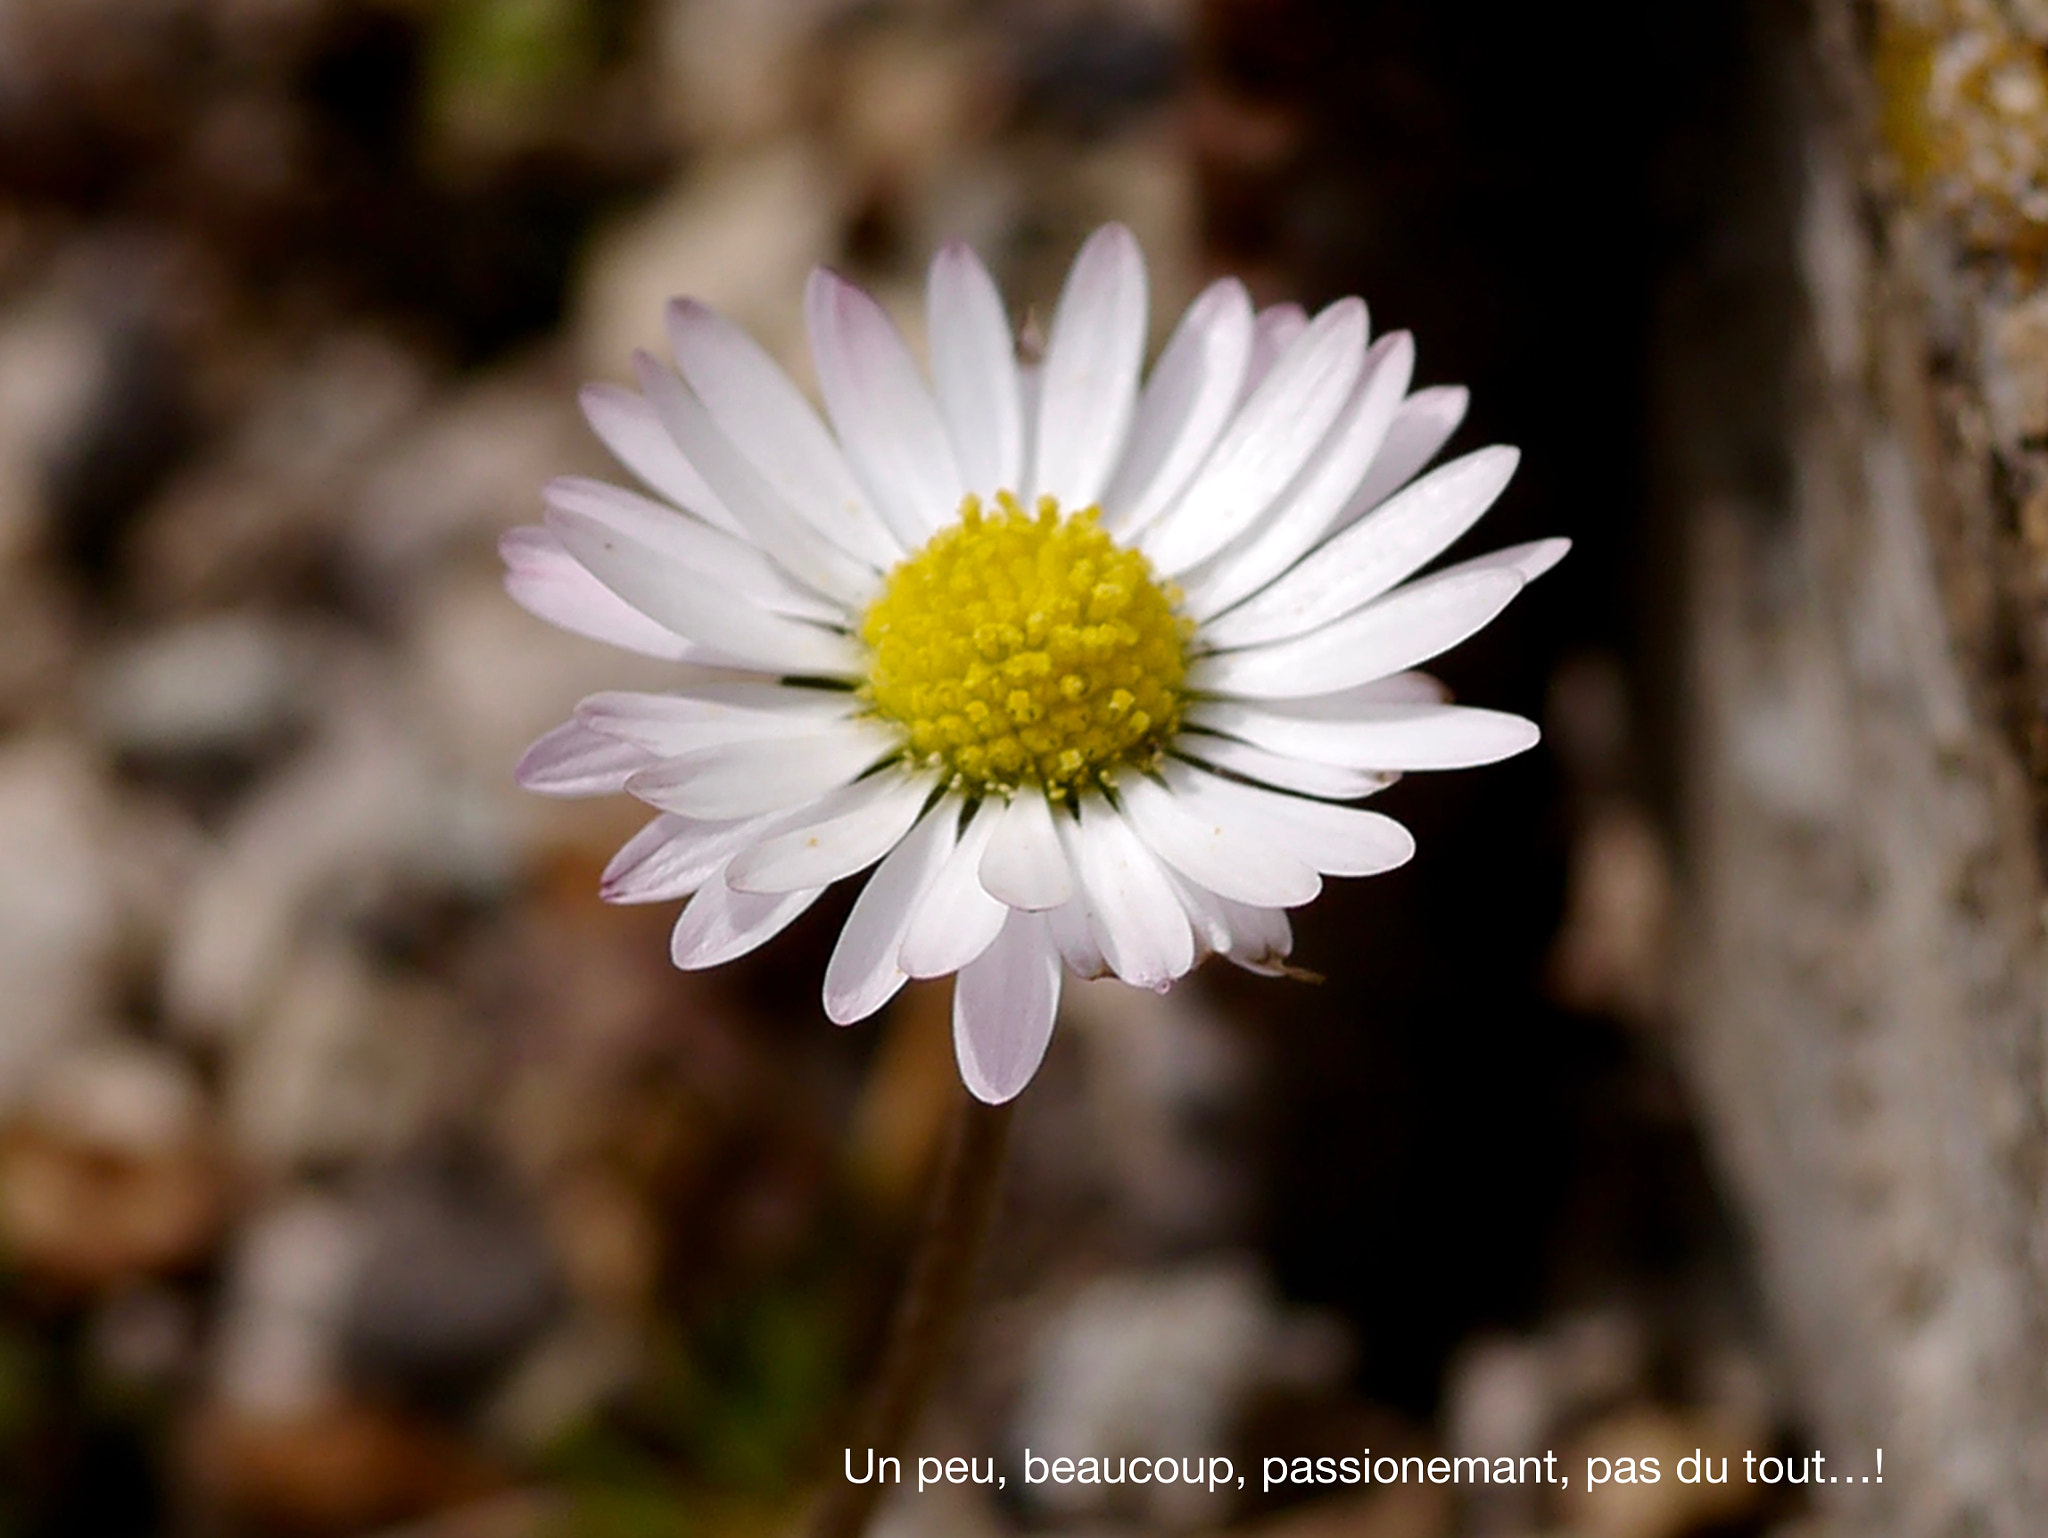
<box><xmin>0</xmin><ymin>0</ymin><xmax>1915</xmax><ymax>1534</ymax></box>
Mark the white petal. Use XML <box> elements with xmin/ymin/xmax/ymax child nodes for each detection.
<box><xmin>601</xmin><ymin>812</ymin><xmax>781</xmax><ymax>904</ymax></box>
<box><xmin>545</xmin><ymin>501</ymin><xmax>860</xmax><ymax>677</ymax></box>
<box><xmin>1241</xmin><ymin>304</ymin><xmax>1307</xmax><ymax>400</ymax></box>
<box><xmin>978</xmin><ymin>792</ymin><xmax>1072</xmax><ymax>910</ymax></box>
<box><xmin>1100</xmin><ymin>278</ymin><xmax>1254</xmax><ymax>534</ymax></box>
<box><xmin>1047</xmin><ymin>888</ymin><xmax>1109</xmax><ymax>979</ymax></box>
<box><xmin>1141</xmin><ymin>299</ymin><xmax>1367</xmax><ymax>575</ymax></box>
<box><xmin>1165</xmin><ymin>869</ymin><xmax>1234</xmax><ymax>958</ymax></box>
<box><xmin>1189</xmin><ymin>567</ymin><xmax>1525</xmax><ymax>700</ymax></box>
<box><xmin>1228</xmin><ymin>677</ymin><xmax>1451</xmax><ymax>715</ymax></box>
<box><xmin>670</xmin><ymin>863</ymin><xmax>826</xmax><ymax>969</ymax></box>
<box><xmin>822</xmin><ymin>797</ymin><xmax>961</xmax><ymax>1025</ymax></box>
<box><xmin>900</xmin><ymin>800</ymin><xmax>1009</xmax><ymax>978</ymax></box>
<box><xmin>644</xmin><ymin>680</ymin><xmax>868</xmax><ymax>710</ymax></box>
<box><xmin>579</xmin><ymin>383</ymin><xmax>743</xmax><ymax>533</ymax></box>
<box><xmin>1431</xmin><ymin>536</ymin><xmax>1572</xmax><ymax>585</ymax></box>
<box><xmin>501</xmin><ymin>525</ymin><xmax>708</xmax><ymax>661</ymax></box>
<box><xmin>1340</xmin><ymin>671</ymin><xmax>1451</xmax><ymax>704</ymax></box>
<box><xmin>1159</xmin><ymin>869</ymin><xmax>1293</xmax><ymax>975</ymax></box>
<box><xmin>1115</xmin><ymin>773</ymin><xmax>1321</xmax><ymax>906</ymax></box>
<box><xmin>726</xmin><ymin>771</ymin><xmax>935</xmax><ymax>893</ymax></box>
<box><xmin>666</xmin><ymin>299</ymin><xmax>903</xmax><ymax>569</ymax></box>
<box><xmin>1187</xmin><ymin>701</ymin><xmax>1540</xmax><ymax>770</ymax></box>
<box><xmin>577</xmin><ymin>686</ymin><xmax>856</xmax><ymax>755</ymax></box>
<box><xmin>626</xmin><ymin>719</ymin><xmax>897</xmax><ymax>820</ymax></box>
<box><xmin>1029</xmin><ymin>224</ymin><xmax>1147</xmax><ymax>510</ymax></box>
<box><xmin>1180</xmin><ymin>331</ymin><xmax>1414</xmax><ymax>619</ymax></box>
<box><xmin>952</xmin><ymin>909</ymin><xmax>1062</xmax><ymax>1104</ymax></box>
<box><xmin>1337</xmin><ymin>383</ymin><xmax>1469</xmax><ymax>526</ymax></box>
<box><xmin>516</xmin><ymin>720</ymin><xmax>656</xmax><ymax>797</ymax></box>
<box><xmin>1017</xmin><ymin>359</ymin><xmax>1041</xmax><ymax>471</ymax></box>
<box><xmin>926</xmin><ymin>243</ymin><xmax>1024</xmax><ymax>495</ymax></box>
<box><xmin>1055</xmin><ymin>795</ymin><xmax>1193</xmax><ymax>990</ymax></box>
<box><xmin>546</xmin><ymin>477</ymin><xmax>842</xmax><ymax>623</ymax></box>
<box><xmin>1161</xmin><ymin>763</ymin><xmax>1414</xmax><ymax>877</ymax></box>
<box><xmin>1173</xmin><ymin>733</ymin><xmax>1398</xmax><ymax>800</ymax></box>
<box><xmin>1216</xmin><ymin>893</ymin><xmax>1294</xmax><ymax>975</ymax></box>
<box><xmin>806</xmin><ymin>268</ymin><xmax>965</xmax><ymax>545</ymax></box>
<box><xmin>634</xmin><ymin>354</ymin><xmax>881</xmax><ymax>605</ymax></box>
<box><xmin>1199</xmin><ymin>447</ymin><xmax>1521</xmax><ymax>650</ymax></box>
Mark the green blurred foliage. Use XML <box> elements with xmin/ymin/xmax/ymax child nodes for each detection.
<box><xmin>425</xmin><ymin>0</ymin><xmax>604</xmax><ymax>149</ymax></box>
<box><xmin>543</xmin><ymin>1281</ymin><xmax>846</xmax><ymax>1535</ymax></box>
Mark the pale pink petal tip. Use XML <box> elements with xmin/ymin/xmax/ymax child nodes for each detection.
<box><xmin>952</xmin><ymin>910</ymin><xmax>1062</xmax><ymax>1104</ymax></box>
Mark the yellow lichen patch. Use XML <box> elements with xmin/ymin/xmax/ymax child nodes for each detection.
<box><xmin>860</xmin><ymin>494</ymin><xmax>1190</xmax><ymax>797</ymax></box>
<box><xmin>1877</xmin><ymin>0</ymin><xmax>2048</xmax><ymax>253</ymax></box>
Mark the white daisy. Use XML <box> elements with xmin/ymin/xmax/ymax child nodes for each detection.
<box><xmin>506</xmin><ymin>225</ymin><xmax>1565</xmax><ymax>1105</ymax></box>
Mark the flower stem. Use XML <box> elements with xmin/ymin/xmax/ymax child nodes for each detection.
<box><xmin>808</xmin><ymin>1092</ymin><xmax>1016</xmax><ymax>1538</ymax></box>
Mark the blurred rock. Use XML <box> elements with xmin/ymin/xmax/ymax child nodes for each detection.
<box><xmin>162</xmin><ymin>668</ymin><xmax>510</xmax><ymax>1052</ymax></box>
<box><xmin>1559</xmin><ymin>1403</ymin><xmax>1761</xmax><ymax>1538</ymax></box>
<box><xmin>1225</xmin><ymin>1482</ymin><xmax>1451</xmax><ymax>1538</ymax></box>
<box><xmin>1691</xmin><ymin>1343</ymin><xmax>1776</xmax><ymax>1443</ymax></box>
<box><xmin>652</xmin><ymin>0</ymin><xmax>849</xmax><ymax>149</ymax></box>
<box><xmin>1542</xmin><ymin>652</ymin><xmax>1672</xmax><ymax>1027</ymax></box>
<box><xmin>539</xmin><ymin>1165</ymin><xmax>660</xmax><ymax>1317</ymax></box>
<box><xmin>45</xmin><ymin>316</ymin><xmax>198</xmax><ymax>587</ymax></box>
<box><xmin>403</xmin><ymin>565</ymin><xmax>673</xmax><ymax>854</ymax></box>
<box><xmin>213</xmin><ymin>1194</ymin><xmax>366</xmax><ymax>1420</ymax></box>
<box><xmin>349</xmin><ymin>359</ymin><xmax>595</xmax><ymax>587</ymax></box>
<box><xmin>0</xmin><ymin>266</ymin><xmax>145</xmax><ymax>709</ymax></box>
<box><xmin>0</xmin><ymin>567</ymin><xmax>79</xmax><ymax>720</ymax></box>
<box><xmin>895</xmin><ymin>155</ymin><xmax>1027</xmax><ymax>286</ymax></box>
<box><xmin>0</xmin><ymin>1040</ymin><xmax>221</xmax><ymax>1291</ymax></box>
<box><xmin>1009</xmin><ymin>1</ymin><xmax>1186</xmax><ymax>140</ymax></box>
<box><xmin>205</xmin><ymin>1191</ymin><xmax>515</xmax><ymax>1527</ymax></box>
<box><xmin>0</xmin><ymin>280</ymin><xmax>115</xmax><ymax>563</ymax></box>
<box><xmin>1010</xmin><ymin>1260</ymin><xmax>1349</xmax><ymax>1529</ymax></box>
<box><xmin>34</xmin><ymin>1037</ymin><xmax>207</xmax><ymax>1157</ymax></box>
<box><xmin>829</xmin><ymin>23</ymin><xmax>1001</xmax><ymax>201</ymax></box>
<box><xmin>869</xmin><ymin>1479</ymin><xmax>1006</xmax><ymax>1538</ymax></box>
<box><xmin>1543</xmin><ymin>799</ymin><xmax>1674</xmax><ymax>1026</ymax></box>
<box><xmin>1443</xmin><ymin>1335</ymin><xmax>1551</xmax><ymax>1535</ymax></box>
<box><xmin>485</xmin><ymin>892</ymin><xmax>712</xmax><ymax>1176</ymax></box>
<box><xmin>163</xmin><ymin>704</ymin><xmax>421</xmax><ymax>1039</ymax></box>
<box><xmin>1985</xmin><ymin>290</ymin><xmax>2048</xmax><ymax>447</ymax></box>
<box><xmin>479</xmin><ymin>1312</ymin><xmax>640</xmax><ymax>1454</ymax></box>
<box><xmin>1049</xmin><ymin>125</ymin><xmax>1203</xmax><ymax>328</ymax></box>
<box><xmin>1544</xmin><ymin>1308</ymin><xmax>1650</xmax><ymax>1420</ymax></box>
<box><xmin>573</xmin><ymin>144</ymin><xmax>847</xmax><ymax>381</ymax></box>
<box><xmin>340</xmin><ymin>1145</ymin><xmax>561</xmax><ymax>1416</ymax></box>
<box><xmin>186</xmin><ymin>1397</ymin><xmax>504</xmax><ymax>1537</ymax></box>
<box><xmin>127</xmin><ymin>331</ymin><xmax>431</xmax><ymax>610</ymax></box>
<box><xmin>90</xmin><ymin>1285</ymin><xmax>199</xmax><ymax>1387</ymax></box>
<box><xmin>1445</xmin><ymin>1311</ymin><xmax>1772</xmax><ymax>1538</ymax></box>
<box><xmin>86</xmin><ymin>612</ymin><xmax>314</xmax><ymax>763</ymax></box>
<box><xmin>1067</xmin><ymin>975</ymin><xmax>1257</xmax><ymax>1247</ymax></box>
<box><xmin>224</xmin><ymin>937</ymin><xmax>459</xmax><ymax>1170</ymax></box>
<box><xmin>0</xmin><ymin>737</ymin><xmax>130</xmax><ymax>1108</ymax></box>
<box><xmin>364</xmin><ymin>1491</ymin><xmax>559</xmax><ymax>1538</ymax></box>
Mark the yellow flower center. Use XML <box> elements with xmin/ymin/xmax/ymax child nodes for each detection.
<box><xmin>859</xmin><ymin>493</ymin><xmax>1191</xmax><ymax>798</ymax></box>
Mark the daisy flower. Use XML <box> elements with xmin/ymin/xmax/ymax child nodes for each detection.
<box><xmin>506</xmin><ymin>225</ymin><xmax>1564</xmax><ymax>1105</ymax></box>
